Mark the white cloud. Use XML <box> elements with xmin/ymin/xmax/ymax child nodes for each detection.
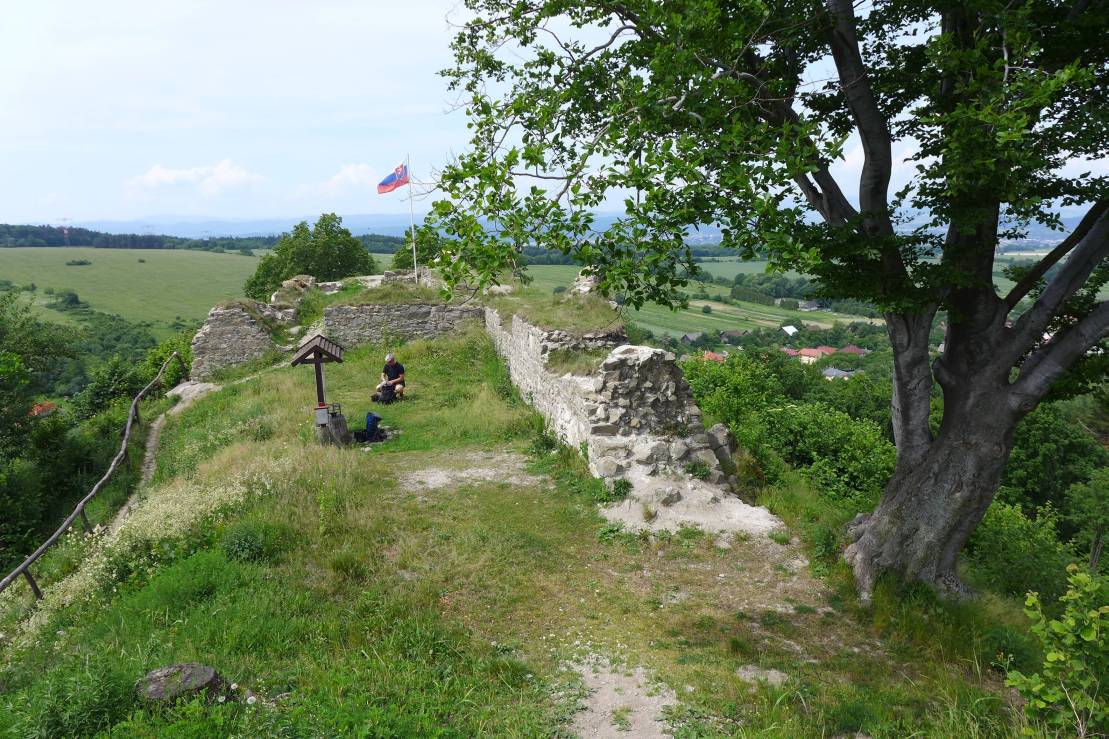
<box><xmin>295</xmin><ymin>163</ymin><xmax>380</xmax><ymax>197</ymax></box>
<box><xmin>129</xmin><ymin>159</ymin><xmax>266</xmax><ymax>196</ymax></box>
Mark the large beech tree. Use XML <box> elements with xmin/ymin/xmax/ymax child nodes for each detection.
<box><xmin>429</xmin><ymin>0</ymin><xmax>1108</xmax><ymax>597</ymax></box>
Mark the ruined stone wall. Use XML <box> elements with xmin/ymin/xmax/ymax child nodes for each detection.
<box><xmin>323</xmin><ymin>303</ymin><xmax>484</xmax><ymax>348</ymax></box>
<box><xmin>482</xmin><ymin>307</ymin><xmax>734</xmax><ymax>484</ymax></box>
<box><xmin>190</xmin><ymin>305</ymin><xmax>278</xmax><ymax>381</ymax></box>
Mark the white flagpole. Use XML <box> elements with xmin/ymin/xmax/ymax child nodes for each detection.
<box><xmin>405</xmin><ymin>154</ymin><xmax>418</xmax><ymax>286</ymax></box>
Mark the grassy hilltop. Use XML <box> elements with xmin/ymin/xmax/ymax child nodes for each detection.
<box><xmin>0</xmin><ymin>247</ymin><xmax>261</xmax><ymax>334</ymax></box>
<box><xmin>0</xmin><ymin>329</ymin><xmax>1034</xmax><ymax>737</ymax></box>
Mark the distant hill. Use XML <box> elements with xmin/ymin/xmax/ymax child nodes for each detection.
<box><xmin>0</xmin><ymin>223</ymin><xmax>405</xmax><ymax>255</ymax></box>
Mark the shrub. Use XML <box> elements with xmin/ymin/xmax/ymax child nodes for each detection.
<box><xmin>72</xmin><ymin>356</ymin><xmax>144</xmax><ymax>420</ymax></box>
<box><xmin>761</xmin><ymin>402</ymin><xmax>895</xmax><ymax>504</ymax></box>
<box><xmin>966</xmin><ymin>502</ymin><xmax>1073</xmax><ymax>602</ymax></box>
<box><xmin>139</xmin><ymin>333</ymin><xmax>192</xmax><ymax>389</ymax></box>
<box><xmin>1006</xmin><ymin>565</ymin><xmax>1107</xmax><ymax>737</ymax></box>
<box><xmin>701</xmin><ymin>304</ymin><xmax>712</xmax><ymax>314</ymax></box>
<box><xmin>684</xmin><ymin>461</ymin><xmax>711</xmax><ymax>480</ymax></box>
<box><xmin>221</xmin><ymin>521</ymin><xmax>290</xmax><ymax>564</ymax></box>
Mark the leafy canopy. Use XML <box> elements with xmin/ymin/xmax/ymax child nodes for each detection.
<box><xmin>244</xmin><ymin>213</ymin><xmax>376</xmax><ymax>300</ymax></box>
<box><xmin>429</xmin><ymin>0</ymin><xmax>1107</xmax><ymax>313</ymax></box>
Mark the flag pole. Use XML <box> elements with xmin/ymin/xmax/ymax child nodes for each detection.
<box><xmin>406</xmin><ymin>154</ymin><xmax>418</xmax><ymax>286</ymax></box>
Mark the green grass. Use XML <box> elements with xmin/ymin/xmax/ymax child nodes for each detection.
<box><xmin>0</xmin><ymin>330</ymin><xmax>1036</xmax><ymax>737</ymax></box>
<box><xmin>488</xmin><ymin>287</ymin><xmax>624</xmax><ymax>334</ymax></box>
<box><xmin>0</xmin><ymin>247</ymin><xmax>259</xmax><ymax>334</ymax></box>
<box><xmin>334</xmin><ymin>282</ymin><xmax>447</xmax><ymax>306</ymax></box>
<box><xmin>545</xmin><ymin>347</ymin><xmax>611</xmax><ymax>375</ymax></box>
<box><xmin>526</xmin><ymin>264</ymin><xmax>879</xmax><ymax>338</ymax></box>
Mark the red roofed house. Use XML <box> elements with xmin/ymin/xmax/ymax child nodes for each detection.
<box><xmin>29</xmin><ymin>401</ymin><xmax>57</xmax><ymax>418</ymax></box>
<box><xmin>839</xmin><ymin>344</ymin><xmax>867</xmax><ymax>355</ymax></box>
<box><xmin>780</xmin><ymin>347</ymin><xmax>800</xmax><ymax>357</ymax></box>
<box><xmin>798</xmin><ymin>347</ymin><xmax>834</xmax><ymax>364</ymax></box>
<box><xmin>814</xmin><ymin>345</ymin><xmax>839</xmax><ymax>355</ymax></box>
<box><xmin>701</xmin><ymin>351</ymin><xmax>726</xmax><ymax>363</ymax></box>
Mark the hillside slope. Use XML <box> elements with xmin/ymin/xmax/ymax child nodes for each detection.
<box><xmin>0</xmin><ymin>330</ymin><xmax>1021</xmax><ymax>736</ymax></box>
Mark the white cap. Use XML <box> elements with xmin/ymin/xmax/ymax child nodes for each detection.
<box><xmin>385</xmin><ymin>353</ymin><xmax>395</xmax><ymax>362</ymax></box>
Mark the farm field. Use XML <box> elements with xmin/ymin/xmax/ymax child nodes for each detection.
<box><xmin>0</xmin><ymin>247</ymin><xmax>260</xmax><ymax>334</ymax></box>
<box><xmin>526</xmin><ymin>263</ymin><xmax>881</xmax><ymax>337</ymax></box>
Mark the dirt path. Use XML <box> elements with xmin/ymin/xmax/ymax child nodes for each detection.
<box><xmin>570</xmin><ymin>657</ymin><xmax>676</xmax><ymax>738</ymax></box>
<box><xmin>108</xmin><ymin>381</ymin><xmax>219</xmax><ymax>534</ymax></box>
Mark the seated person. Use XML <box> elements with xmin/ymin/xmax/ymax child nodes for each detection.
<box><xmin>376</xmin><ymin>352</ymin><xmax>405</xmax><ymax>399</ymax></box>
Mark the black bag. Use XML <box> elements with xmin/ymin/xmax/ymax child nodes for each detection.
<box><xmin>374</xmin><ymin>383</ymin><xmax>396</xmax><ymax>404</ymax></box>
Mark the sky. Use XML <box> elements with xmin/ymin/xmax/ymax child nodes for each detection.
<box><xmin>0</xmin><ymin>1</ymin><xmax>1099</xmax><ymax>228</ymax></box>
<box><xmin>0</xmin><ymin>0</ymin><xmax>471</xmax><ymax>223</ymax></box>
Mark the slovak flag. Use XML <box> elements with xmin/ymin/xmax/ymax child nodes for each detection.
<box><xmin>377</xmin><ymin>164</ymin><xmax>409</xmax><ymax>194</ymax></box>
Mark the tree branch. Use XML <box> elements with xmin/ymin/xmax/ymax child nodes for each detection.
<box><xmin>1010</xmin><ymin>205</ymin><xmax>1109</xmax><ymax>354</ymax></box>
<box><xmin>1011</xmin><ymin>300</ymin><xmax>1109</xmax><ymax>408</ymax></box>
<box><xmin>1004</xmin><ymin>199</ymin><xmax>1109</xmax><ymax>310</ymax></box>
<box><xmin>824</xmin><ymin>0</ymin><xmax>894</xmax><ymax>235</ymax></box>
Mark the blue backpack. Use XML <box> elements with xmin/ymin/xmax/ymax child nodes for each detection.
<box><xmin>365</xmin><ymin>412</ymin><xmax>381</xmax><ymax>436</ymax></box>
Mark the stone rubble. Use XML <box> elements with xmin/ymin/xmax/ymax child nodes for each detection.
<box><xmin>484</xmin><ymin>307</ymin><xmax>783</xmax><ymax>536</ymax></box>
<box><xmin>569</xmin><ymin>269</ymin><xmax>602</xmax><ymax>295</ymax></box>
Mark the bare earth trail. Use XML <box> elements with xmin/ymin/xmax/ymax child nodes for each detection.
<box><xmin>109</xmin><ymin>381</ymin><xmax>220</xmax><ymax>534</ymax></box>
<box><xmin>399</xmin><ymin>447</ymin><xmax>878</xmax><ymax>737</ymax></box>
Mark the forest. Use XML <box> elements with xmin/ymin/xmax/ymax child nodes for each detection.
<box><xmin>0</xmin><ymin>223</ymin><xmax>405</xmax><ymax>256</ymax></box>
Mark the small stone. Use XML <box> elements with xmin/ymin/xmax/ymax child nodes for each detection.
<box><xmin>592</xmin><ymin>458</ymin><xmax>624</xmax><ymax>478</ymax></box>
<box><xmin>136</xmin><ymin>664</ymin><xmax>225</xmax><ymax>703</ymax></box>
<box><xmin>707</xmin><ymin>423</ymin><xmax>731</xmax><ymax>448</ymax></box>
<box><xmin>659</xmin><ymin>488</ymin><xmax>682</xmax><ymax>507</ymax></box>
<box><xmin>669</xmin><ymin>440</ymin><xmax>690</xmax><ymax>461</ymax></box>
<box><xmin>734</xmin><ymin>665</ymin><xmax>788</xmax><ymax>686</ymax></box>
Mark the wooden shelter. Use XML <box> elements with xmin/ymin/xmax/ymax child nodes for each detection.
<box><xmin>290</xmin><ymin>334</ymin><xmax>345</xmax><ymax>405</ymax></box>
<box><xmin>291</xmin><ymin>334</ymin><xmax>350</xmax><ymax>445</ymax></box>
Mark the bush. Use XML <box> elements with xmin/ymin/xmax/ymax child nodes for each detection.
<box><xmin>139</xmin><ymin>333</ymin><xmax>192</xmax><ymax>389</ymax></box>
<box><xmin>761</xmin><ymin>402</ymin><xmax>895</xmax><ymax>504</ymax></box>
<box><xmin>221</xmin><ymin>521</ymin><xmax>290</xmax><ymax>564</ymax></box>
<box><xmin>72</xmin><ymin>356</ymin><xmax>144</xmax><ymax>420</ymax></box>
<box><xmin>1006</xmin><ymin>565</ymin><xmax>1107</xmax><ymax>737</ymax></box>
<box><xmin>701</xmin><ymin>304</ymin><xmax>712</xmax><ymax>314</ymax></box>
<box><xmin>966</xmin><ymin>502</ymin><xmax>1074</xmax><ymax>601</ymax></box>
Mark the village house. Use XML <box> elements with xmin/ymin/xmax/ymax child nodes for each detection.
<box><xmin>822</xmin><ymin>367</ymin><xmax>857</xmax><ymax>380</ymax></box>
<box><xmin>798</xmin><ymin>347</ymin><xmax>830</xmax><ymax>364</ymax></box>
<box><xmin>680</xmin><ymin>332</ymin><xmax>703</xmax><ymax>344</ymax></box>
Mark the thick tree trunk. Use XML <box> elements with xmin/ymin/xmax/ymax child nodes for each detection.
<box><xmin>847</xmin><ymin>296</ymin><xmax>1024</xmax><ymax>599</ymax></box>
<box><xmin>845</xmin><ymin>402</ymin><xmax>1019</xmax><ymax>598</ymax></box>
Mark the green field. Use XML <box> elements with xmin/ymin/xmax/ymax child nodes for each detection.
<box><xmin>0</xmin><ymin>247</ymin><xmax>260</xmax><ymax>333</ymax></box>
<box><xmin>526</xmin><ymin>263</ymin><xmax>881</xmax><ymax>337</ymax></box>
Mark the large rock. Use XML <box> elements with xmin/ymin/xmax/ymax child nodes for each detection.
<box><xmin>190</xmin><ymin>304</ymin><xmax>278</xmax><ymax>380</ymax></box>
<box><xmin>569</xmin><ymin>269</ymin><xmax>601</xmax><ymax>295</ymax></box>
<box><xmin>136</xmin><ymin>664</ymin><xmax>226</xmax><ymax>703</ymax></box>
<box><xmin>281</xmin><ymin>275</ymin><xmax>316</xmax><ymax>291</ymax></box>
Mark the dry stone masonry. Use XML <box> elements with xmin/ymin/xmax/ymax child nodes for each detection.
<box><xmin>190</xmin><ymin>304</ymin><xmax>278</xmax><ymax>381</ymax></box>
<box><xmin>323</xmin><ymin>303</ymin><xmax>485</xmax><ymax>347</ymax></box>
<box><xmin>484</xmin><ymin>307</ymin><xmax>781</xmax><ymax>537</ymax></box>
